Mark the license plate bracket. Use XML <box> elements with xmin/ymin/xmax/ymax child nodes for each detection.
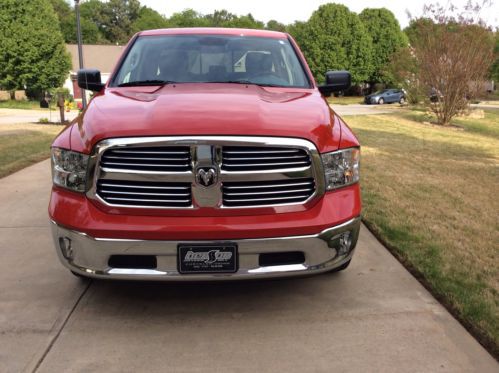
<box><xmin>178</xmin><ymin>244</ymin><xmax>238</xmax><ymax>274</ymax></box>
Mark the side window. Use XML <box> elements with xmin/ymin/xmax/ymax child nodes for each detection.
<box><xmin>117</xmin><ymin>51</ymin><xmax>140</xmax><ymax>83</ymax></box>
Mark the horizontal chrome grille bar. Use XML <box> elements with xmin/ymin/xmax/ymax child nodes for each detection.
<box><xmin>96</xmin><ymin>179</ymin><xmax>192</xmax><ymax>208</ymax></box>
<box><xmin>223</xmin><ymin>155</ymin><xmax>306</xmax><ymax>161</ymax></box>
<box><xmin>105</xmin><ymin>197</ymin><xmax>191</xmax><ymax>203</ymax></box>
<box><xmin>222</xmin><ymin>161</ymin><xmax>310</xmax><ymax>168</ymax></box>
<box><xmin>99</xmin><ymin>183</ymin><xmax>188</xmax><ymax>190</ymax></box>
<box><xmin>223</xmin><ymin>181</ymin><xmax>313</xmax><ymax>190</ymax></box>
<box><xmin>100</xmin><ymin>190</ymin><xmax>191</xmax><ymax>197</ymax></box>
<box><xmin>101</xmin><ymin>146</ymin><xmax>191</xmax><ymax>172</ymax></box>
<box><xmin>104</xmin><ymin>156</ymin><xmax>190</xmax><ymax>161</ymax></box>
<box><xmin>223</xmin><ymin>149</ymin><xmax>302</xmax><ymax>154</ymax></box>
<box><xmin>222</xmin><ymin>178</ymin><xmax>315</xmax><ymax>207</ymax></box>
<box><xmin>222</xmin><ymin>146</ymin><xmax>311</xmax><ymax>172</ymax></box>
<box><xmin>224</xmin><ymin>195</ymin><xmax>311</xmax><ymax>203</ymax></box>
<box><xmin>101</xmin><ymin>162</ymin><xmax>190</xmax><ymax>168</ymax></box>
<box><xmin>224</xmin><ymin>188</ymin><xmax>313</xmax><ymax>196</ymax></box>
<box><xmin>111</xmin><ymin>150</ymin><xmax>190</xmax><ymax>155</ymax></box>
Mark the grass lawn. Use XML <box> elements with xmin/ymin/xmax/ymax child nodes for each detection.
<box><xmin>327</xmin><ymin>96</ymin><xmax>364</xmax><ymax>105</ymax></box>
<box><xmin>0</xmin><ymin>100</ymin><xmax>58</xmax><ymax>110</ymax></box>
<box><xmin>0</xmin><ymin>123</ymin><xmax>63</xmax><ymax>178</ymax></box>
<box><xmin>347</xmin><ymin>109</ymin><xmax>499</xmax><ymax>355</ymax></box>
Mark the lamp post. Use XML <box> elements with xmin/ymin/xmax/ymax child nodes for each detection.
<box><xmin>74</xmin><ymin>0</ymin><xmax>87</xmax><ymax>109</ymax></box>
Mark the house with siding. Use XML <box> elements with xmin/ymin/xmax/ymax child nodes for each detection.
<box><xmin>64</xmin><ymin>44</ymin><xmax>124</xmax><ymax>101</ymax></box>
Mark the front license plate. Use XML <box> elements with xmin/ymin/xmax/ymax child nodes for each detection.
<box><xmin>178</xmin><ymin>244</ymin><xmax>238</xmax><ymax>274</ymax></box>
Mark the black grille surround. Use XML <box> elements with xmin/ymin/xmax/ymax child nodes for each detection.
<box><xmin>101</xmin><ymin>146</ymin><xmax>191</xmax><ymax>172</ymax></box>
<box><xmin>222</xmin><ymin>146</ymin><xmax>311</xmax><ymax>171</ymax></box>
<box><xmin>222</xmin><ymin>178</ymin><xmax>315</xmax><ymax>207</ymax></box>
<box><xmin>96</xmin><ymin>179</ymin><xmax>192</xmax><ymax>208</ymax></box>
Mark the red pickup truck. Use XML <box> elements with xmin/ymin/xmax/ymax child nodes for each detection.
<box><xmin>49</xmin><ymin>28</ymin><xmax>361</xmax><ymax>280</ymax></box>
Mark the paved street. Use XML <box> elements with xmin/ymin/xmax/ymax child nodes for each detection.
<box><xmin>0</xmin><ymin>160</ymin><xmax>497</xmax><ymax>372</ymax></box>
<box><xmin>333</xmin><ymin>103</ymin><xmax>401</xmax><ymax>116</ymax></box>
<box><xmin>334</xmin><ymin>102</ymin><xmax>499</xmax><ymax>116</ymax></box>
<box><xmin>0</xmin><ymin>109</ymin><xmax>78</xmax><ymax>124</ymax></box>
<box><xmin>0</xmin><ymin>102</ymin><xmax>495</xmax><ymax>126</ymax></box>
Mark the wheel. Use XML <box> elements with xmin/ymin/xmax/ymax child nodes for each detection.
<box><xmin>378</xmin><ymin>98</ymin><xmax>384</xmax><ymax>105</ymax></box>
<box><xmin>399</xmin><ymin>97</ymin><xmax>405</xmax><ymax>104</ymax></box>
<box><xmin>330</xmin><ymin>259</ymin><xmax>351</xmax><ymax>273</ymax></box>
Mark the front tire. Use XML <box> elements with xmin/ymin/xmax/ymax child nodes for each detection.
<box><xmin>399</xmin><ymin>97</ymin><xmax>405</xmax><ymax>104</ymax></box>
<box><xmin>330</xmin><ymin>259</ymin><xmax>351</xmax><ymax>273</ymax></box>
<box><xmin>378</xmin><ymin>98</ymin><xmax>384</xmax><ymax>105</ymax></box>
<box><xmin>71</xmin><ymin>270</ymin><xmax>90</xmax><ymax>280</ymax></box>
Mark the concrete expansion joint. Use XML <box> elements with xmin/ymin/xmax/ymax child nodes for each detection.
<box><xmin>29</xmin><ymin>280</ymin><xmax>92</xmax><ymax>373</ymax></box>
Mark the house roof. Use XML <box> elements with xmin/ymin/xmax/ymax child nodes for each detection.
<box><xmin>66</xmin><ymin>44</ymin><xmax>125</xmax><ymax>73</ymax></box>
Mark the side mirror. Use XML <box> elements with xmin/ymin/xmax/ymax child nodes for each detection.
<box><xmin>318</xmin><ymin>70</ymin><xmax>351</xmax><ymax>97</ymax></box>
<box><xmin>77</xmin><ymin>69</ymin><xmax>105</xmax><ymax>92</ymax></box>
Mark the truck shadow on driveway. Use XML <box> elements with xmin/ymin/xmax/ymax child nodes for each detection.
<box><xmin>75</xmin><ymin>273</ymin><xmax>354</xmax><ymax>320</ymax></box>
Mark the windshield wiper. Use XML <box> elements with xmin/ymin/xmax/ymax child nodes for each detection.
<box><xmin>208</xmin><ymin>80</ymin><xmax>284</xmax><ymax>88</ymax></box>
<box><xmin>117</xmin><ymin>80</ymin><xmax>176</xmax><ymax>87</ymax></box>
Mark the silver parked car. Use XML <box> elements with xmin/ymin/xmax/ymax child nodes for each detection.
<box><xmin>365</xmin><ymin>89</ymin><xmax>405</xmax><ymax>105</ymax></box>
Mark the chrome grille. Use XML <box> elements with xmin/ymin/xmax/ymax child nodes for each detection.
<box><xmin>96</xmin><ymin>180</ymin><xmax>192</xmax><ymax>208</ymax></box>
<box><xmin>222</xmin><ymin>146</ymin><xmax>311</xmax><ymax>171</ymax></box>
<box><xmin>223</xmin><ymin>178</ymin><xmax>315</xmax><ymax>207</ymax></box>
<box><xmin>101</xmin><ymin>146</ymin><xmax>191</xmax><ymax>172</ymax></box>
<box><xmin>88</xmin><ymin>136</ymin><xmax>324</xmax><ymax>211</ymax></box>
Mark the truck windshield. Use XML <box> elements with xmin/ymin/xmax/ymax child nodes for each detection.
<box><xmin>111</xmin><ymin>34</ymin><xmax>310</xmax><ymax>88</ymax></box>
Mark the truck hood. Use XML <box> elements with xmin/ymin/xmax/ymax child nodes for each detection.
<box><xmin>72</xmin><ymin>83</ymin><xmax>341</xmax><ymax>153</ymax></box>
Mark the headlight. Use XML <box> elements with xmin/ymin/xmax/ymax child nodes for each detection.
<box><xmin>321</xmin><ymin>147</ymin><xmax>360</xmax><ymax>190</ymax></box>
<box><xmin>51</xmin><ymin>148</ymin><xmax>89</xmax><ymax>192</ymax></box>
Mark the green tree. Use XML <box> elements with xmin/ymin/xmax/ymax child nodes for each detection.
<box><xmin>383</xmin><ymin>47</ymin><xmax>423</xmax><ymax>104</ymax></box>
<box><xmin>79</xmin><ymin>0</ymin><xmax>110</xmax><ymax>43</ymax></box>
<box><xmin>359</xmin><ymin>8</ymin><xmax>408</xmax><ymax>84</ymax></box>
<box><xmin>203</xmin><ymin>10</ymin><xmax>264</xmax><ymax>29</ymax></box>
<box><xmin>0</xmin><ymin>0</ymin><xmax>71</xmax><ymax>96</ymax></box>
<box><xmin>168</xmin><ymin>9</ymin><xmax>210</xmax><ymax>27</ymax></box>
<box><xmin>132</xmin><ymin>6</ymin><xmax>169</xmax><ymax>33</ymax></box>
<box><xmin>223</xmin><ymin>13</ymin><xmax>264</xmax><ymax>29</ymax></box>
<box><xmin>204</xmin><ymin>9</ymin><xmax>236</xmax><ymax>26</ymax></box>
<box><xmin>266</xmin><ymin>20</ymin><xmax>287</xmax><ymax>32</ymax></box>
<box><xmin>100</xmin><ymin>0</ymin><xmax>141</xmax><ymax>44</ymax></box>
<box><xmin>292</xmin><ymin>4</ymin><xmax>374</xmax><ymax>84</ymax></box>
<box><xmin>50</xmin><ymin>0</ymin><xmax>103</xmax><ymax>44</ymax></box>
<box><xmin>490</xmin><ymin>31</ymin><xmax>499</xmax><ymax>82</ymax></box>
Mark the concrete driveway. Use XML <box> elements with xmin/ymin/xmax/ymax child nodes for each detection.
<box><xmin>1</xmin><ymin>160</ymin><xmax>497</xmax><ymax>372</ymax></box>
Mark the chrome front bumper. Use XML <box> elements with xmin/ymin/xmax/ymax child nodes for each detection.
<box><xmin>50</xmin><ymin>217</ymin><xmax>361</xmax><ymax>281</ymax></box>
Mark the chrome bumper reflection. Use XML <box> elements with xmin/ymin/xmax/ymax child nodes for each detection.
<box><xmin>50</xmin><ymin>217</ymin><xmax>361</xmax><ymax>281</ymax></box>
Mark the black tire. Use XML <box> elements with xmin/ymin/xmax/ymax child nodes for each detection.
<box><xmin>399</xmin><ymin>97</ymin><xmax>405</xmax><ymax>104</ymax></box>
<box><xmin>71</xmin><ymin>270</ymin><xmax>90</xmax><ymax>280</ymax></box>
<box><xmin>378</xmin><ymin>98</ymin><xmax>384</xmax><ymax>105</ymax></box>
<box><xmin>330</xmin><ymin>259</ymin><xmax>351</xmax><ymax>273</ymax></box>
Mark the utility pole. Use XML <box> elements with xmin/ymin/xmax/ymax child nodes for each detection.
<box><xmin>74</xmin><ymin>0</ymin><xmax>87</xmax><ymax>109</ymax></box>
